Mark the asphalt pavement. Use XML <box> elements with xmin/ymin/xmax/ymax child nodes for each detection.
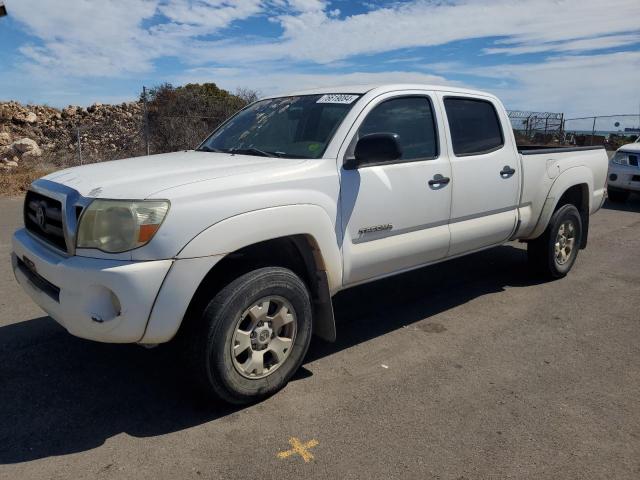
<box><xmin>0</xmin><ymin>195</ymin><xmax>639</xmax><ymax>479</ymax></box>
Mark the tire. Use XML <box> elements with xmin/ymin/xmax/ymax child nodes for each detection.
<box><xmin>528</xmin><ymin>204</ymin><xmax>583</xmax><ymax>279</ymax></box>
<box><xmin>184</xmin><ymin>267</ymin><xmax>313</xmax><ymax>405</ymax></box>
<box><xmin>607</xmin><ymin>187</ymin><xmax>630</xmax><ymax>203</ymax></box>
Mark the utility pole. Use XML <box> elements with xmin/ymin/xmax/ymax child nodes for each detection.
<box><xmin>142</xmin><ymin>86</ymin><xmax>150</xmax><ymax>156</ymax></box>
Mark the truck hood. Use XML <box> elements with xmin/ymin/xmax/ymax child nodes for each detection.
<box><xmin>619</xmin><ymin>142</ymin><xmax>640</xmax><ymax>154</ymax></box>
<box><xmin>43</xmin><ymin>151</ymin><xmax>306</xmax><ymax>199</ymax></box>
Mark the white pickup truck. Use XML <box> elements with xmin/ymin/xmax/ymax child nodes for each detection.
<box><xmin>12</xmin><ymin>84</ymin><xmax>608</xmax><ymax>404</ymax></box>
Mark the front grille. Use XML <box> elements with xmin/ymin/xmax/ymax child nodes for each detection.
<box><xmin>629</xmin><ymin>154</ymin><xmax>639</xmax><ymax>167</ymax></box>
<box><xmin>24</xmin><ymin>190</ymin><xmax>67</xmax><ymax>252</ymax></box>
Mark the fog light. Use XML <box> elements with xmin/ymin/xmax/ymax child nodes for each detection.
<box><xmin>86</xmin><ymin>286</ymin><xmax>121</xmax><ymax>323</ymax></box>
<box><xmin>609</xmin><ymin>173</ymin><xmax>618</xmax><ymax>181</ymax></box>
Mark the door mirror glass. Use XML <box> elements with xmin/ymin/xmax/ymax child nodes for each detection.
<box><xmin>347</xmin><ymin>133</ymin><xmax>402</xmax><ymax>169</ymax></box>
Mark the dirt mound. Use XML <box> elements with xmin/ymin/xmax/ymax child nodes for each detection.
<box><xmin>0</xmin><ymin>100</ymin><xmax>144</xmax><ymax>171</ymax></box>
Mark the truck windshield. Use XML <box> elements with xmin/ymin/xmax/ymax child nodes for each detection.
<box><xmin>197</xmin><ymin>94</ymin><xmax>361</xmax><ymax>159</ymax></box>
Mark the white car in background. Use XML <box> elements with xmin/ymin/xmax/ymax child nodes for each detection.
<box><xmin>607</xmin><ymin>136</ymin><xmax>640</xmax><ymax>202</ymax></box>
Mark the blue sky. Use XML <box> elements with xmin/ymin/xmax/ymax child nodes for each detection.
<box><xmin>1</xmin><ymin>0</ymin><xmax>639</xmax><ymax>117</ymax></box>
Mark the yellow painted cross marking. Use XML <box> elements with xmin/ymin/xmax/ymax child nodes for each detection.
<box><xmin>276</xmin><ymin>437</ymin><xmax>319</xmax><ymax>463</ymax></box>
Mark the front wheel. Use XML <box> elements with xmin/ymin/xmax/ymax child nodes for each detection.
<box><xmin>528</xmin><ymin>204</ymin><xmax>583</xmax><ymax>279</ymax></box>
<box><xmin>184</xmin><ymin>267</ymin><xmax>313</xmax><ymax>404</ymax></box>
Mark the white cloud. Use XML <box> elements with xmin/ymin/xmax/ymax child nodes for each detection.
<box><xmin>173</xmin><ymin>67</ymin><xmax>457</xmax><ymax>97</ymax></box>
<box><xmin>11</xmin><ymin>0</ymin><xmax>159</xmax><ymax>75</ymax></box>
<box><xmin>8</xmin><ymin>0</ymin><xmax>640</xmax><ymax>76</ymax></box>
<box><xmin>3</xmin><ymin>0</ymin><xmax>640</xmax><ymax>115</ymax></box>
<box><xmin>7</xmin><ymin>0</ymin><xmax>265</xmax><ymax>76</ymax></box>
<box><xmin>285</xmin><ymin>0</ymin><xmax>327</xmax><ymax>12</ymax></box>
<box><xmin>430</xmin><ymin>51</ymin><xmax>640</xmax><ymax>116</ymax></box>
<box><xmin>158</xmin><ymin>0</ymin><xmax>263</xmax><ymax>32</ymax></box>
<box><xmin>188</xmin><ymin>0</ymin><xmax>640</xmax><ymax>64</ymax></box>
<box><xmin>484</xmin><ymin>33</ymin><xmax>640</xmax><ymax>55</ymax></box>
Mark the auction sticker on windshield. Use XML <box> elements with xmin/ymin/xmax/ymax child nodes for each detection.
<box><xmin>316</xmin><ymin>94</ymin><xmax>359</xmax><ymax>104</ymax></box>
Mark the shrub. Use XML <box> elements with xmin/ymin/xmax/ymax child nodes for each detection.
<box><xmin>145</xmin><ymin>83</ymin><xmax>258</xmax><ymax>153</ymax></box>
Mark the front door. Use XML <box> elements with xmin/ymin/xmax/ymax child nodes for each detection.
<box><xmin>339</xmin><ymin>92</ymin><xmax>452</xmax><ymax>286</ymax></box>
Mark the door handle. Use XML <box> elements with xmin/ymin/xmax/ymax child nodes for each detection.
<box><xmin>500</xmin><ymin>166</ymin><xmax>516</xmax><ymax>177</ymax></box>
<box><xmin>428</xmin><ymin>175</ymin><xmax>450</xmax><ymax>187</ymax></box>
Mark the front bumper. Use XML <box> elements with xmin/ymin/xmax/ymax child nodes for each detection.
<box><xmin>607</xmin><ymin>163</ymin><xmax>640</xmax><ymax>192</ymax></box>
<box><xmin>12</xmin><ymin>228</ymin><xmax>172</xmax><ymax>343</ymax></box>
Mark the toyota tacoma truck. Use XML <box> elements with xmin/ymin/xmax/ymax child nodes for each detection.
<box><xmin>11</xmin><ymin>84</ymin><xmax>608</xmax><ymax>404</ymax></box>
<box><xmin>607</xmin><ymin>135</ymin><xmax>640</xmax><ymax>202</ymax></box>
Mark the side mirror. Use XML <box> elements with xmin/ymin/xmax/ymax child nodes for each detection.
<box><xmin>346</xmin><ymin>133</ymin><xmax>402</xmax><ymax>169</ymax></box>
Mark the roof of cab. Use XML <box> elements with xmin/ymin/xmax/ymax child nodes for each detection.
<box><xmin>266</xmin><ymin>83</ymin><xmax>495</xmax><ymax>99</ymax></box>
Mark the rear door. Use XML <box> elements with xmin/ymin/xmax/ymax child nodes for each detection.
<box><xmin>339</xmin><ymin>91</ymin><xmax>452</xmax><ymax>285</ymax></box>
<box><xmin>438</xmin><ymin>94</ymin><xmax>521</xmax><ymax>256</ymax></box>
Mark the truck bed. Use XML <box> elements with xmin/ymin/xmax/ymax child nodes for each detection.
<box><xmin>514</xmin><ymin>144</ymin><xmax>608</xmax><ymax>240</ymax></box>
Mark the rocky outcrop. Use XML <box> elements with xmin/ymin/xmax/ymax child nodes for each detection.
<box><xmin>0</xmin><ymin>131</ymin><xmax>12</xmax><ymax>146</ymax></box>
<box><xmin>12</xmin><ymin>111</ymin><xmax>38</xmax><ymax>124</ymax></box>
<box><xmin>11</xmin><ymin>137</ymin><xmax>40</xmax><ymax>154</ymax></box>
<box><xmin>0</xmin><ymin>137</ymin><xmax>42</xmax><ymax>170</ymax></box>
<box><xmin>0</xmin><ymin>100</ymin><xmax>144</xmax><ymax>170</ymax></box>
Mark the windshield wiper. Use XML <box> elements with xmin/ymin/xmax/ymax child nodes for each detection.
<box><xmin>196</xmin><ymin>145</ymin><xmax>224</xmax><ymax>152</ymax></box>
<box><xmin>228</xmin><ymin>147</ymin><xmax>277</xmax><ymax>158</ymax></box>
<box><xmin>199</xmin><ymin>146</ymin><xmax>300</xmax><ymax>158</ymax></box>
<box><xmin>273</xmin><ymin>151</ymin><xmax>304</xmax><ymax>159</ymax></box>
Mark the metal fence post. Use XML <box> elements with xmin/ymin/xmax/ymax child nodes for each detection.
<box><xmin>76</xmin><ymin>125</ymin><xmax>82</xmax><ymax>165</ymax></box>
<box><xmin>143</xmin><ymin>86</ymin><xmax>150</xmax><ymax>156</ymax></box>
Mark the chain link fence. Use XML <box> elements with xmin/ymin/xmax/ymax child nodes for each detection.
<box><xmin>509</xmin><ymin>110</ymin><xmax>639</xmax><ymax>151</ymax></box>
<box><xmin>66</xmin><ymin>121</ymin><xmax>145</xmax><ymax>166</ymax></box>
<box><xmin>563</xmin><ymin>114</ymin><xmax>640</xmax><ymax>150</ymax></box>
<box><xmin>508</xmin><ymin>110</ymin><xmax>564</xmax><ymax>148</ymax></box>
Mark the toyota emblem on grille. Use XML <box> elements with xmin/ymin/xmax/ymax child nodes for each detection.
<box><xmin>35</xmin><ymin>204</ymin><xmax>47</xmax><ymax>230</ymax></box>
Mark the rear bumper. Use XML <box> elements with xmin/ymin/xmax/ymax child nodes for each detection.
<box><xmin>607</xmin><ymin>164</ymin><xmax>640</xmax><ymax>192</ymax></box>
<box><xmin>12</xmin><ymin>228</ymin><xmax>172</xmax><ymax>343</ymax></box>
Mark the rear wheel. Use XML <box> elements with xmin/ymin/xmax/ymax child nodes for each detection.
<box><xmin>528</xmin><ymin>204</ymin><xmax>582</xmax><ymax>279</ymax></box>
<box><xmin>607</xmin><ymin>187</ymin><xmax>630</xmax><ymax>203</ymax></box>
<box><xmin>184</xmin><ymin>267</ymin><xmax>313</xmax><ymax>404</ymax></box>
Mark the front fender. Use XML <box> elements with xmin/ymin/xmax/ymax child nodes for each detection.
<box><xmin>141</xmin><ymin>204</ymin><xmax>343</xmax><ymax>344</ymax></box>
<box><xmin>177</xmin><ymin>204</ymin><xmax>343</xmax><ymax>293</ymax></box>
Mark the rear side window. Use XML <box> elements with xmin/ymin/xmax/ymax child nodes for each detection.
<box><xmin>358</xmin><ymin>97</ymin><xmax>438</xmax><ymax>160</ymax></box>
<box><xmin>444</xmin><ymin>98</ymin><xmax>504</xmax><ymax>156</ymax></box>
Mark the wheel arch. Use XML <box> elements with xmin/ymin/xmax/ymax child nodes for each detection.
<box><xmin>527</xmin><ymin>166</ymin><xmax>593</xmax><ymax>246</ymax></box>
<box><xmin>553</xmin><ymin>183</ymin><xmax>589</xmax><ymax>249</ymax></box>
<box><xmin>179</xmin><ymin>234</ymin><xmax>337</xmax><ymax>343</ymax></box>
<box><xmin>143</xmin><ymin>205</ymin><xmax>341</xmax><ymax>344</ymax></box>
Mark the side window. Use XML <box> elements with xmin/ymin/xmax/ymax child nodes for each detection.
<box><xmin>444</xmin><ymin>98</ymin><xmax>504</xmax><ymax>156</ymax></box>
<box><xmin>358</xmin><ymin>97</ymin><xmax>438</xmax><ymax>161</ymax></box>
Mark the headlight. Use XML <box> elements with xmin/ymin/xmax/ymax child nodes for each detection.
<box><xmin>611</xmin><ymin>151</ymin><xmax>629</xmax><ymax>165</ymax></box>
<box><xmin>77</xmin><ymin>200</ymin><xmax>170</xmax><ymax>253</ymax></box>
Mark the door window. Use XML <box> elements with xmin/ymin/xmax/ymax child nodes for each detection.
<box><xmin>444</xmin><ymin>98</ymin><xmax>504</xmax><ymax>156</ymax></box>
<box><xmin>358</xmin><ymin>97</ymin><xmax>438</xmax><ymax>161</ymax></box>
